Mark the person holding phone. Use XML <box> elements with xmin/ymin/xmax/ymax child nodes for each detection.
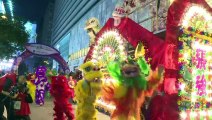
<box><xmin>13</xmin><ymin>75</ymin><xmax>33</xmax><ymax>120</ymax></box>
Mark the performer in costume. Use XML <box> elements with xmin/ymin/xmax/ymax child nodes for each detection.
<box><xmin>46</xmin><ymin>69</ymin><xmax>58</xmax><ymax>98</ymax></box>
<box><xmin>85</xmin><ymin>17</ymin><xmax>101</xmax><ymax>46</ymax></box>
<box><xmin>74</xmin><ymin>61</ymin><xmax>103</xmax><ymax>120</ymax></box>
<box><xmin>46</xmin><ymin>69</ymin><xmax>57</xmax><ymax>81</ymax></box>
<box><xmin>68</xmin><ymin>73</ymin><xmax>76</xmax><ymax>98</ymax></box>
<box><xmin>14</xmin><ymin>75</ymin><xmax>33</xmax><ymax>120</ymax></box>
<box><xmin>34</xmin><ymin>66</ymin><xmax>49</xmax><ymax>105</ymax></box>
<box><xmin>26</xmin><ymin>73</ymin><xmax>36</xmax><ymax>101</ymax></box>
<box><xmin>102</xmin><ymin>56</ymin><xmax>163</xmax><ymax>120</ymax></box>
<box><xmin>68</xmin><ymin>72</ymin><xmax>77</xmax><ymax>89</ymax></box>
<box><xmin>50</xmin><ymin>75</ymin><xmax>74</xmax><ymax>120</ymax></box>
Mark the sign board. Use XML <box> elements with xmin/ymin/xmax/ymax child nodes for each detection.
<box><xmin>25</xmin><ymin>43</ymin><xmax>59</xmax><ymax>56</ymax></box>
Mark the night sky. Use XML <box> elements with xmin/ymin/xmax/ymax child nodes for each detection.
<box><xmin>13</xmin><ymin>0</ymin><xmax>52</xmax><ymax>30</ymax></box>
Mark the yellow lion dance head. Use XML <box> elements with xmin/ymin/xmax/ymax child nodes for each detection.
<box><xmin>80</xmin><ymin>61</ymin><xmax>103</xmax><ymax>95</ymax></box>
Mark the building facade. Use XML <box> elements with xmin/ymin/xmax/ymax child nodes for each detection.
<box><xmin>24</xmin><ymin>21</ymin><xmax>37</xmax><ymax>43</ymax></box>
<box><xmin>23</xmin><ymin>21</ymin><xmax>37</xmax><ymax>73</ymax></box>
<box><xmin>0</xmin><ymin>0</ymin><xmax>5</xmax><ymax>14</ymax></box>
<box><xmin>51</xmin><ymin>0</ymin><xmax>170</xmax><ymax>71</ymax></box>
<box><xmin>40</xmin><ymin>0</ymin><xmax>55</xmax><ymax>45</ymax></box>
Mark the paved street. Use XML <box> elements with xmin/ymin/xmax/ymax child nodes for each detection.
<box><xmin>4</xmin><ymin>99</ymin><xmax>110</xmax><ymax>120</ymax></box>
<box><xmin>30</xmin><ymin>99</ymin><xmax>110</xmax><ymax>120</ymax></box>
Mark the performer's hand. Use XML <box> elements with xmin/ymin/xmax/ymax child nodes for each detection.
<box><xmin>1</xmin><ymin>90</ymin><xmax>10</xmax><ymax>96</ymax></box>
<box><xmin>11</xmin><ymin>94</ymin><xmax>18</xmax><ymax>99</ymax></box>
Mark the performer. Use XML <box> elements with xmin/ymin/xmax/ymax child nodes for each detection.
<box><xmin>68</xmin><ymin>74</ymin><xmax>76</xmax><ymax>89</ymax></box>
<box><xmin>74</xmin><ymin>61</ymin><xmax>103</xmax><ymax>120</ymax></box>
<box><xmin>67</xmin><ymin>72</ymin><xmax>76</xmax><ymax>103</ymax></box>
<box><xmin>34</xmin><ymin>66</ymin><xmax>49</xmax><ymax>106</ymax></box>
<box><xmin>50</xmin><ymin>75</ymin><xmax>74</xmax><ymax>120</ymax></box>
<box><xmin>85</xmin><ymin>17</ymin><xmax>101</xmax><ymax>46</ymax></box>
<box><xmin>102</xmin><ymin>56</ymin><xmax>163</xmax><ymax>120</ymax></box>
<box><xmin>14</xmin><ymin>75</ymin><xmax>33</xmax><ymax>120</ymax></box>
<box><xmin>26</xmin><ymin>73</ymin><xmax>36</xmax><ymax>101</ymax></box>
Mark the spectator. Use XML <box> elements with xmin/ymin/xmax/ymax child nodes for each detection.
<box><xmin>14</xmin><ymin>75</ymin><xmax>33</xmax><ymax>120</ymax></box>
<box><xmin>73</xmin><ymin>70</ymin><xmax>82</xmax><ymax>82</ymax></box>
<box><xmin>68</xmin><ymin>72</ymin><xmax>76</xmax><ymax>104</ymax></box>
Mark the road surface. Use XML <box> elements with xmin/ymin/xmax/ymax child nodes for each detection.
<box><xmin>4</xmin><ymin>99</ymin><xmax>110</xmax><ymax>120</ymax></box>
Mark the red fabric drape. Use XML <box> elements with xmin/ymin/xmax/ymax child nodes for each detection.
<box><xmin>85</xmin><ymin>17</ymin><xmax>166</xmax><ymax>70</ymax></box>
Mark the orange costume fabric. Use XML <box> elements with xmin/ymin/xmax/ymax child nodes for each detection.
<box><xmin>102</xmin><ymin>58</ymin><xmax>163</xmax><ymax>120</ymax></box>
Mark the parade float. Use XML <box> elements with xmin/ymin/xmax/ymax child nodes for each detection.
<box><xmin>91</xmin><ymin>29</ymin><xmax>129</xmax><ymax>114</ymax></box>
<box><xmin>178</xmin><ymin>4</ymin><xmax>212</xmax><ymax>120</ymax></box>
<box><xmin>83</xmin><ymin>0</ymin><xmax>166</xmax><ymax>115</ymax></box>
<box><xmin>161</xmin><ymin>0</ymin><xmax>212</xmax><ymax>119</ymax></box>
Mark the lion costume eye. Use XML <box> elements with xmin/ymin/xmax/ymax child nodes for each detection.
<box><xmin>84</xmin><ymin>66</ymin><xmax>91</xmax><ymax>72</ymax></box>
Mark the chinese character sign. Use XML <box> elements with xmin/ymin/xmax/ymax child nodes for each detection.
<box><xmin>196</xmin><ymin>75</ymin><xmax>206</xmax><ymax>96</ymax></box>
<box><xmin>195</xmin><ymin>49</ymin><xmax>207</xmax><ymax>69</ymax></box>
<box><xmin>194</xmin><ymin>48</ymin><xmax>208</xmax><ymax>97</ymax></box>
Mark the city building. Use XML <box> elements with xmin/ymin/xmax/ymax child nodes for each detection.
<box><xmin>23</xmin><ymin>21</ymin><xmax>37</xmax><ymax>73</ymax></box>
<box><xmin>24</xmin><ymin>21</ymin><xmax>37</xmax><ymax>43</ymax></box>
<box><xmin>40</xmin><ymin>0</ymin><xmax>55</xmax><ymax>45</ymax></box>
<box><xmin>51</xmin><ymin>0</ymin><xmax>170</xmax><ymax>71</ymax></box>
<box><xmin>0</xmin><ymin>0</ymin><xmax>5</xmax><ymax>14</ymax></box>
<box><xmin>1</xmin><ymin>0</ymin><xmax>14</xmax><ymax>18</ymax></box>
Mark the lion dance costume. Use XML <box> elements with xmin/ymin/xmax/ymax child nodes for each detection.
<box><xmin>35</xmin><ymin>66</ymin><xmax>50</xmax><ymax>105</ymax></box>
<box><xmin>50</xmin><ymin>75</ymin><xmax>74</xmax><ymax>120</ymax></box>
<box><xmin>102</xmin><ymin>57</ymin><xmax>163</xmax><ymax>120</ymax></box>
<box><xmin>26</xmin><ymin>73</ymin><xmax>36</xmax><ymax>101</ymax></box>
<box><xmin>74</xmin><ymin>61</ymin><xmax>103</xmax><ymax>120</ymax></box>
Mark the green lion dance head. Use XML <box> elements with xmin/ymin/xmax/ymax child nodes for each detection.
<box><xmin>107</xmin><ymin>57</ymin><xmax>150</xmax><ymax>90</ymax></box>
<box><xmin>80</xmin><ymin>61</ymin><xmax>103</xmax><ymax>95</ymax></box>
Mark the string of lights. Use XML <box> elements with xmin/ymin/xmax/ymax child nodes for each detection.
<box><xmin>178</xmin><ymin>5</ymin><xmax>212</xmax><ymax>120</ymax></box>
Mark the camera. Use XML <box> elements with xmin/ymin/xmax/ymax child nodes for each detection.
<box><xmin>9</xmin><ymin>85</ymin><xmax>19</xmax><ymax>97</ymax></box>
<box><xmin>9</xmin><ymin>82</ymin><xmax>28</xmax><ymax>96</ymax></box>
